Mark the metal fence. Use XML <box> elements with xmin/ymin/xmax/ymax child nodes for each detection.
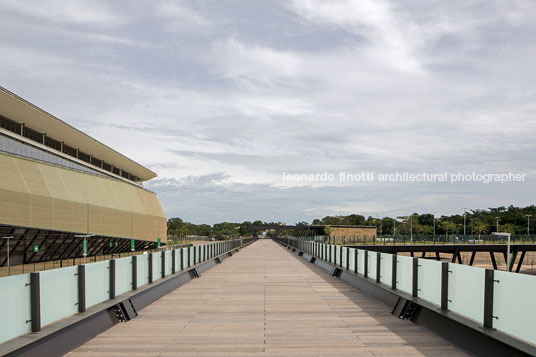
<box><xmin>292</xmin><ymin>234</ymin><xmax>536</xmax><ymax>245</ymax></box>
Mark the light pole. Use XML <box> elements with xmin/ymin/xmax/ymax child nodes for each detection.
<box><xmin>526</xmin><ymin>215</ymin><xmax>531</xmax><ymax>237</ymax></box>
<box><xmin>462</xmin><ymin>208</ymin><xmax>468</xmax><ymax>236</ymax></box>
<box><xmin>470</xmin><ymin>218</ymin><xmax>475</xmax><ymax>238</ymax></box>
<box><xmin>495</xmin><ymin>217</ymin><xmax>500</xmax><ymax>233</ymax></box>
<box><xmin>3</xmin><ymin>236</ymin><xmax>14</xmax><ymax>276</ymax></box>
<box><xmin>410</xmin><ymin>215</ymin><xmax>413</xmax><ymax>242</ymax></box>
<box><xmin>432</xmin><ymin>212</ymin><xmax>437</xmax><ymax>243</ymax></box>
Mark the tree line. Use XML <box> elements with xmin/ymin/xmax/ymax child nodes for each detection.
<box><xmin>311</xmin><ymin>205</ymin><xmax>536</xmax><ymax>236</ymax></box>
<box><xmin>167</xmin><ymin>205</ymin><xmax>536</xmax><ymax>239</ymax></box>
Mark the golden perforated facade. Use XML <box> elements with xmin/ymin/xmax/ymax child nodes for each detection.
<box><xmin>0</xmin><ymin>87</ymin><xmax>167</xmax><ymax>243</ymax></box>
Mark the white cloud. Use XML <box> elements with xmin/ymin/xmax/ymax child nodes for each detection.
<box><xmin>153</xmin><ymin>0</ymin><xmax>210</xmax><ymax>32</ymax></box>
<box><xmin>1</xmin><ymin>0</ymin><xmax>536</xmax><ymax>222</ymax></box>
<box><xmin>0</xmin><ymin>0</ymin><xmax>125</xmax><ymax>27</ymax></box>
<box><xmin>210</xmin><ymin>38</ymin><xmax>302</xmax><ymax>87</ymax></box>
<box><xmin>288</xmin><ymin>0</ymin><xmax>425</xmax><ymax>73</ymax></box>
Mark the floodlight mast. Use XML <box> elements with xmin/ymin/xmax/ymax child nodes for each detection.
<box><xmin>462</xmin><ymin>208</ymin><xmax>468</xmax><ymax>236</ymax></box>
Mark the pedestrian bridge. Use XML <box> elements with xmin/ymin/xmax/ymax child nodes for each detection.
<box><xmin>1</xmin><ymin>239</ymin><xmax>535</xmax><ymax>356</ymax></box>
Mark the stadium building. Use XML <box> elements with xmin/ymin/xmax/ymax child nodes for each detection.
<box><xmin>0</xmin><ymin>86</ymin><xmax>167</xmax><ymax>267</ymax></box>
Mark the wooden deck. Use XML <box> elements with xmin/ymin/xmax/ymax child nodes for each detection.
<box><xmin>67</xmin><ymin>240</ymin><xmax>469</xmax><ymax>356</ymax></box>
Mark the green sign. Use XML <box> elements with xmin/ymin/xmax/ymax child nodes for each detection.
<box><xmin>157</xmin><ymin>238</ymin><xmax>161</xmax><ymax>247</ymax></box>
<box><xmin>115</xmin><ymin>241</ymin><xmax>118</xmax><ymax>247</ymax></box>
<box><xmin>109</xmin><ymin>242</ymin><xmax>113</xmax><ymax>248</ymax></box>
<box><xmin>130</xmin><ymin>239</ymin><xmax>135</xmax><ymax>251</ymax></box>
<box><xmin>33</xmin><ymin>244</ymin><xmax>39</xmax><ymax>253</ymax></box>
<box><xmin>174</xmin><ymin>238</ymin><xmax>178</xmax><ymax>245</ymax></box>
<box><xmin>83</xmin><ymin>239</ymin><xmax>88</xmax><ymax>256</ymax></box>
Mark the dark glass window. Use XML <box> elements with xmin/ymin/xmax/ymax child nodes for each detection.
<box><xmin>22</xmin><ymin>127</ymin><xmax>43</xmax><ymax>143</ymax></box>
<box><xmin>102</xmin><ymin>162</ymin><xmax>112</xmax><ymax>172</ymax></box>
<box><xmin>0</xmin><ymin>116</ymin><xmax>21</xmax><ymax>135</ymax></box>
<box><xmin>45</xmin><ymin>136</ymin><xmax>62</xmax><ymax>151</ymax></box>
<box><xmin>62</xmin><ymin>144</ymin><xmax>77</xmax><ymax>158</ymax></box>
<box><xmin>121</xmin><ymin>170</ymin><xmax>130</xmax><ymax>179</ymax></box>
<box><xmin>78</xmin><ymin>151</ymin><xmax>90</xmax><ymax>163</ymax></box>
<box><xmin>113</xmin><ymin>167</ymin><xmax>120</xmax><ymax>175</ymax></box>
<box><xmin>91</xmin><ymin>157</ymin><xmax>102</xmax><ymax>167</ymax></box>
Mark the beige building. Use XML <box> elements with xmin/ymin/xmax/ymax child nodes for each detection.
<box><xmin>0</xmin><ymin>86</ymin><xmax>166</xmax><ymax>266</ymax></box>
<box><xmin>309</xmin><ymin>225</ymin><xmax>377</xmax><ymax>242</ymax></box>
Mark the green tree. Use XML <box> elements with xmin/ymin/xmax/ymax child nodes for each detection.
<box><xmin>439</xmin><ymin>221</ymin><xmax>457</xmax><ymax>238</ymax></box>
<box><xmin>473</xmin><ymin>221</ymin><xmax>487</xmax><ymax>239</ymax></box>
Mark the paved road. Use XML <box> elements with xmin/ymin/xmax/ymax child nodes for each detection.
<box><xmin>67</xmin><ymin>240</ymin><xmax>468</xmax><ymax>356</ymax></box>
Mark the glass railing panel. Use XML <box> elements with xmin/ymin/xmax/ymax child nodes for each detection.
<box><xmin>348</xmin><ymin>248</ymin><xmax>356</xmax><ymax>271</ymax></box>
<box><xmin>379</xmin><ymin>253</ymin><xmax>392</xmax><ymax>285</ymax></box>
<box><xmin>396</xmin><ymin>255</ymin><xmax>413</xmax><ymax>294</ymax></box>
<box><xmin>357</xmin><ymin>250</ymin><xmax>365</xmax><ymax>274</ymax></box>
<box><xmin>85</xmin><ymin>261</ymin><xmax>110</xmax><ymax>309</ymax></box>
<box><xmin>341</xmin><ymin>247</ymin><xmax>348</xmax><ymax>268</ymax></box>
<box><xmin>417</xmin><ymin>259</ymin><xmax>442</xmax><ymax>306</ymax></box>
<box><xmin>367</xmin><ymin>252</ymin><xmax>377</xmax><ymax>279</ymax></box>
<box><xmin>0</xmin><ymin>273</ymin><xmax>31</xmax><ymax>344</ymax></box>
<box><xmin>137</xmin><ymin>254</ymin><xmax>149</xmax><ymax>287</ymax></box>
<box><xmin>115</xmin><ymin>256</ymin><xmax>133</xmax><ymax>296</ymax></box>
<box><xmin>492</xmin><ymin>270</ymin><xmax>536</xmax><ymax>344</ymax></box>
<box><xmin>41</xmin><ymin>266</ymin><xmax>79</xmax><ymax>326</ymax></box>
<box><xmin>448</xmin><ymin>263</ymin><xmax>485</xmax><ymax>323</ymax></box>
<box><xmin>165</xmin><ymin>250</ymin><xmax>173</xmax><ymax>275</ymax></box>
<box><xmin>153</xmin><ymin>253</ymin><xmax>162</xmax><ymax>281</ymax></box>
<box><xmin>330</xmin><ymin>245</ymin><xmax>336</xmax><ymax>264</ymax></box>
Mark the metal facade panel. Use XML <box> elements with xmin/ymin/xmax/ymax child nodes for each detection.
<box><xmin>0</xmin><ymin>153</ymin><xmax>166</xmax><ymax>242</ymax></box>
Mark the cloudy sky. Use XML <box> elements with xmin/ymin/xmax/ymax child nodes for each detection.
<box><xmin>1</xmin><ymin>0</ymin><xmax>535</xmax><ymax>224</ymax></box>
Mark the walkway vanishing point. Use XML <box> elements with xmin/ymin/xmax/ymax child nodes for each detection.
<box><xmin>67</xmin><ymin>240</ymin><xmax>467</xmax><ymax>357</ymax></box>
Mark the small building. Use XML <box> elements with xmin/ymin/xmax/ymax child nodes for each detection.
<box><xmin>309</xmin><ymin>225</ymin><xmax>377</xmax><ymax>242</ymax></box>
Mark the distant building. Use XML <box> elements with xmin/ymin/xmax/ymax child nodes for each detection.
<box><xmin>309</xmin><ymin>225</ymin><xmax>377</xmax><ymax>241</ymax></box>
<box><xmin>0</xmin><ymin>86</ymin><xmax>166</xmax><ymax>266</ymax></box>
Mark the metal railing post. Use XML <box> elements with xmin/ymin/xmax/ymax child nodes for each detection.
<box><xmin>161</xmin><ymin>251</ymin><xmax>165</xmax><ymax>278</ymax></box>
<box><xmin>109</xmin><ymin>259</ymin><xmax>116</xmax><ymax>299</ymax></box>
<box><xmin>483</xmin><ymin>269</ymin><xmax>495</xmax><ymax>328</ymax></box>
<box><xmin>391</xmin><ymin>254</ymin><xmax>397</xmax><ymax>289</ymax></box>
<box><xmin>441</xmin><ymin>262</ymin><xmax>449</xmax><ymax>310</ymax></box>
<box><xmin>30</xmin><ymin>272</ymin><xmax>41</xmax><ymax>332</ymax></box>
<box><xmin>78</xmin><ymin>265</ymin><xmax>86</xmax><ymax>313</ymax></box>
<box><xmin>172</xmin><ymin>249</ymin><xmax>176</xmax><ymax>274</ymax></box>
<box><xmin>376</xmin><ymin>252</ymin><xmax>381</xmax><ymax>283</ymax></box>
<box><xmin>187</xmin><ymin>247</ymin><xmax>191</xmax><ymax>267</ymax></box>
<box><xmin>148</xmin><ymin>253</ymin><xmax>153</xmax><ymax>283</ymax></box>
<box><xmin>412</xmin><ymin>257</ymin><xmax>419</xmax><ymax>298</ymax></box>
<box><xmin>354</xmin><ymin>249</ymin><xmax>358</xmax><ymax>274</ymax></box>
<box><xmin>364</xmin><ymin>251</ymin><xmax>369</xmax><ymax>278</ymax></box>
<box><xmin>132</xmin><ymin>255</ymin><xmax>137</xmax><ymax>290</ymax></box>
